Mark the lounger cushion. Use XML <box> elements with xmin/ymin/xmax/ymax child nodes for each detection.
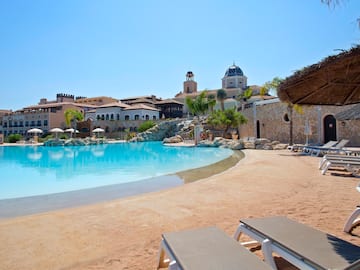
<box><xmin>162</xmin><ymin>226</ymin><xmax>272</xmax><ymax>270</ymax></box>
<box><xmin>241</xmin><ymin>216</ymin><xmax>360</xmax><ymax>269</ymax></box>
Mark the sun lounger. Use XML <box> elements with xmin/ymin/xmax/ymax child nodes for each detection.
<box><xmin>311</xmin><ymin>139</ymin><xmax>350</xmax><ymax>157</ymax></box>
<box><xmin>234</xmin><ymin>216</ymin><xmax>360</xmax><ymax>270</ymax></box>
<box><xmin>302</xmin><ymin>140</ymin><xmax>338</xmax><ymax>156</ymax></box>
<box><xmin>344</xmin><ymin>183</ymin><xmax>360</xmax><ymax>233</ymax></box>
<box><xmin>321</xmin><ymin>159</ymin><xmax>360</xmax><ymax>175</ymax></box>
<box><xmin>157</xmin><ymin>226</ymin><xmax>272</xmax><ymax>270</ymax></box>
<box><xmin>287</xmin><ymin>144</ymin><xmax>305</xmax><ymax>152</ymax></box>
<box><xmin>319</xmin><ymin>154</ymin><xmax>360</xmax><ymax>170</ymax></box>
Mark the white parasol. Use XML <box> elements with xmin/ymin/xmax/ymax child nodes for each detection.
<box><xmin>49</xmin><ymin>128</ymin><xmax>64</xmax><ymax>139</ymax></box>
<box><xmin>27</xmin><ymin>128</ymin><xmax>43</xmax><ymax>134</ymax></box>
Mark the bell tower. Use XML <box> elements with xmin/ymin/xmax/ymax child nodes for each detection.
<box><xmin>183</xmin><ymin>71</ymin><xmax>197</xmax><ymax>94</ymax></box>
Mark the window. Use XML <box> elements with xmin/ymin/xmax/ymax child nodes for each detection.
<box><xmin>135</xmin><ymin>115</ymin><xmax>139</xmax><ymax>120</ymax></box>
<box><xmin>101</xmin><ymin>115</ymin><xmax>105</xmax><ymax>120</ymax></box>
<box><xmin>106</xmin><ymin>114</ymin><xmax>109</xmax><ymax>120</ymax></box>
<box><xmin>44</xmin><ymin>120</ymin><xmax>48</xmax><ymax>126</ymax></box>
<box><xmin>116</xmin><ymin>114</ymin><xmax>120</xmax><ymax>120</ymax></box>
<box><xmin>37</xmin><ymin>120</ymin><xmax>41</xmax><ymax>126</ymax></box>
<box><xmin>145</xmin><ymin>115</ymin><xmax>149</xmax><ymax>120</ymax></box>
<box><xmin>125</xmin><ymin>115</ymin><xmax>130</xmax><ymax>121</ymax></box>
<box><xmin>283</xmin><ymin>113</ymin><xmax>290</xmax><ymax>122</ymax></box>
<box><xmin>110</xmin><ymin>114</ymin><xmax>114</xmax><ymax>120</ymax></box>
<box><xmin>25</xmin><ymin>121</ymin><xmax>29</xmax><ymax>127</ymax></box>
<box><xmin>153</xmin><ymin>116</ymin><xmax>156</xmax><ymax>120</ymax></box>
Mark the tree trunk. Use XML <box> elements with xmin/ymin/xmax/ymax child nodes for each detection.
<box><xmin>288</xmin><ymin>105</ymin><xmax>293</xmax><ymax>146</ymax></box>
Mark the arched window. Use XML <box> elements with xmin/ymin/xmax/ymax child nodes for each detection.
<box><xmin>153</xmin><ymin>116</ymin><xmax>156</xmax><ymax>120</ymax></box>
<box><xmin>110</xmin><ymin>114</ymin><xmax>114</xmax><ymax>120</ymax></box>
<box><xmin>101</xmin><ymin>115</ymin><xmax>105</xmax><ymax>120</ymax></box>
<box><xmin>145</xmin><ymin>115</ymin><xmax>149</xmax><ymax>120</ymax></box>
<box><xmin>106</xmin><ymin>114</ymin><xmax>109</xmax><ymax>120</ymax></box>
<box><xmin>135</xmin><ymin>115</ymin><xmax>139</xmax><ymax>120</ymax></box>
<box><xmin>97</xmin><ymin>115</ymin><xmax>101</xmax><ymax>120</ymax></box>
<box><xmin>283</xmin><ymin>113</ymin><xmax>290</xmax><ymax>122</ymax></box>
<box><xmin>116</xmin><ymin>114</ymin><xmax>120</xmax><ymax>120</ymax></box>
<box><xmin>125</xmin><ymin>115</ymin><xmax>130</xmax><ymax>121</ymax></box>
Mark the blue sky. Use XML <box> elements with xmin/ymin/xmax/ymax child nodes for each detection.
<box><xmin>0</xmin><ymin>0</ymin><xmax>359</xmax><ymax>110</ymax></box>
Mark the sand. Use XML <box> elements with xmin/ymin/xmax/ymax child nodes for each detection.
<box><xmin>0</xmin><ymin>149</ymin><xmax>360</xmax><ymax>269</ymax></box>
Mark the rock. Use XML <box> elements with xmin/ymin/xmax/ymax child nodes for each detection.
<box><xmin>198</xmin><ymin>137</ymin><xmax>244</xmax><ymax>150</ymax></box>
<box><xmin>273</xmin><ymin>143</ymin><xmax>288</xmax><ymax>150</ymax></box>
<box><xmin>135</xmin><ymin>120</ymin><xmax>181</xmax><ymax>141</ymax></box>
<box><xmin>163</xmin><ymin>135</ymin><xmax>183</xmax><ymax>144</ymax></box>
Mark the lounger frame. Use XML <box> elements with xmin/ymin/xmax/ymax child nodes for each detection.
<box><xmin>234</xmin><ymin>223</ymin><xmax>315</xmax><ymax>270</ymax></box>
<box><xmin>157</xmin><ymin>226</ymin><xmax>272</xmax><ymax>270</ymax></box>
<box><xmin>234</xmin><ymin>216</ymin><xmax>360</xmax><ymax>270</ymax></box>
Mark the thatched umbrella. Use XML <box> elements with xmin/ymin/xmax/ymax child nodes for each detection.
<box><xmin>278</xmin><ymin>45</ymin><xmax>360</xmax><ymax>106</ymax></box>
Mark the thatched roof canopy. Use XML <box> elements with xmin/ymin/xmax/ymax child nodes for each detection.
<box><xmin>335</xmin><ymin>104</ymin><xmax>360</xmax><ymax>120</ymax></box>
<box><xmin>278</xmin><ymin>45</ymin><xmax>360</xmax><ymax>105</ymax></box>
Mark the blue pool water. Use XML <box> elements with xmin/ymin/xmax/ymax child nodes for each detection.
<box><xmin>0</xmin><ymin>142</ymin><xmax>233</xmax><ymax>199</ymax></box>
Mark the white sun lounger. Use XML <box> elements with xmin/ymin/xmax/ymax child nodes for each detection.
<box><xmin>321</xmin><ymin>159</ymin><xmax>360</xmax><ymax>175</ymax></box>
<box><xmin>311</xmin><ymin>139</ymin><xmax>350</xmax><ymax>157</ymax></box>
<box><xmin>157</xmin><ymin>226</ymin><xmax>272</xmax><ymax>270</ymax></box>
<box><xmin>302</xmin><ymin>140</ymin><xmax>338</xmax><ymax>156</ymax></box>
<box><xmin>234</xmin><ymin>216</ymin><xmax>360</xmax><ymax>270</ymax></box>
<box><xmin>319</xmin><ymin>154</ymin><xmax>360</xmax><ymax>170</ymax></box>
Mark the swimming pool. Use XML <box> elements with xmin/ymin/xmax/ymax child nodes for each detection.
<box><xmin>0</xmin><ymin>142</ymin><xmax>233</xmax><ymax>199</ymax></box>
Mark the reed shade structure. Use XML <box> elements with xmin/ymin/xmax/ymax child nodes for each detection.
<box><xmin>278</xmin><ymin>45</ymin><xmax>360</xmax><ymax>106</ymax></box>
<box><xmin>335</xmin><ymin>103</ymin><xmax>360</xmax><ymax>120</ymax></box>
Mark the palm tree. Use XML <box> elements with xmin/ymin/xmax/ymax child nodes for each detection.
<box><xmin>237</xmin><ymin>87</ymin><xmax>253</xmax><ymax>110</ymax></box>
<box><xmin>64</xmin><ymin>108</ymin><xmax>84</xmax><ymax>138</ymax></box>
<box><xmin>207</xmin><ymin>94</ymin><xmax>216</xmax><ymax>112</ymax></box>
<box><xmin>207</xmin><ymin>108</ymin><xmax>247</xmax><ymax>138</ymax></box>
<box><xmin>216</xmin><ymin>89</ymin><xmax>227</xmax><ymax>111</ymax></box>
<box><xmin>185</xmin><ymin>91</ymin><xmax>210</xmax><ymax>117</ymax></box>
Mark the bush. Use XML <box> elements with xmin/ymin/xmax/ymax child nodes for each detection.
<box><xmin>138</xmin><ymin>121</ymin><xmax>156</xmax><ymax>133</ymax></box>
<box><xmin>7</xmin><ymin>134</ymin><xmax>22</xmax><ymax>143</ymax></box>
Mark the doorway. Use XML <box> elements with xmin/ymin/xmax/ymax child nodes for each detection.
<box><xmin>256</xmin><ymin>120</ymin><xmax>261</xmax><ymax>138</ymax></box>
<box><xmin>323</xmin><ymin>114</ymin><xmax>337</xmax><ymax>143</ymax></box>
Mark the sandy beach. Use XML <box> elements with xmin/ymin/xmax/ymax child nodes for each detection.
<box><xmin>1</xmin><ymin>149</ymin><xmax>360</xmax><ymax>269</ymax></box>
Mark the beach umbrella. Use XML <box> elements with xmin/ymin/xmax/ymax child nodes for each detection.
<box><xmin>278</xmin><ymin>45</ymin><xmax>360</xmax><ymax>106</ymax></box>
<box><xmin>92</xmin><ymin>128</ymin><xmax>105</xmax><ymax>133</ymax></box>
<box><xmin>64</xmin><ymin>128</ymin><xmax>79</xmax><ymax>138</ymax></box>
<box><xmin>92</xmin><ymin>127</ymin><xmax>105</xmax><ymax>138</ymax></box>
<box><xmin>49</xmin><ymin>128</ymin><xmax>64</xmax><ymax>139</ymax></box>
<box><xmin>27</xmin><ymin>128</ymin><xmax>43</xmax><ymax>134</ymax></box>
<box><xmin>64</xmin><ymin>128</ymin><xmax>79</xmax><ymax>133</ymax></box>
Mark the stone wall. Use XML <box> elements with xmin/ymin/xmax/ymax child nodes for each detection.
<box><xmin>239</xmin><ymin>101</ymin><xmax>358</xmax><ymax>146</ymax></box>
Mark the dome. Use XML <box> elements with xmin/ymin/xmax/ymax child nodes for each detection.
<box><xmin>224</xmin><ymin>64</ymin><xmax>244</xmax><ymax>77</ymax></box>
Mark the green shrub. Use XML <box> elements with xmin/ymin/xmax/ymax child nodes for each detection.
<box><xmin>138</xmin><ymin>121</ymin><xmax>156</xmax><ymax>133</ymax></box>
<box><xmin>7</xmin><ymin>134</ymin><xmax>22</xmax><ymax>143</ymax></box>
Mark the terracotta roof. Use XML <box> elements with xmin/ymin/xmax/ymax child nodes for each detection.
<box><xmin>97</xmin><ymin>102</ymin><xmax>131</xmax><ymax>109</ymax></box>
<box><xmin>156</xmin><ymin>99</ymin><xmax>184</xmax><ymax>105</ymax></box>
<box><xmin>278</xmin><ymin>45</ymin><xmax>360</xmax><ymax>105</ymax></box>
<box><xmin>123</xmin><ymin>104</ymin><xmax>160</xmax><ymax>111</ymax></box>
<box><xmin>24</xmin><ymin>102</ymin><xmax>98</xmax><ymax>110</ymax></box>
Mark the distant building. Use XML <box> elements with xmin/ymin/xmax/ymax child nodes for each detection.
<box><xmin>222</xmin><ymin>63</ymin><xmax>247</xmax><ymax>90</ymax></box>
<box><xmin>174</xmin><ymin>64</ymin><xmax>262</xmax><ymax>116</ymax></box>
<box><xmin>1</xmin><ymin>94</ymin><xmax>96</xmax><ymax>137</ymax></box>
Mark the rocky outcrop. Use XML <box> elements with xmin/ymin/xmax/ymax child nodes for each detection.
<box><xmin>43</xmin><ymin>138</ymin><xmax>106</xmax><ymax>147</ymax></box>
<box><xmin>163</xmin><ymin>135</ymin><xmax>183</xmax><ymax>144</ymax></box>
<box><xmin>197</xmin><ymin>137</ymin><xmax>244</xmax><ymax>150</ymax></box>
<box><xmin>131</xmin><ymin>120</ymin><xmax>182</xmax><ymax>142</ymax></box>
